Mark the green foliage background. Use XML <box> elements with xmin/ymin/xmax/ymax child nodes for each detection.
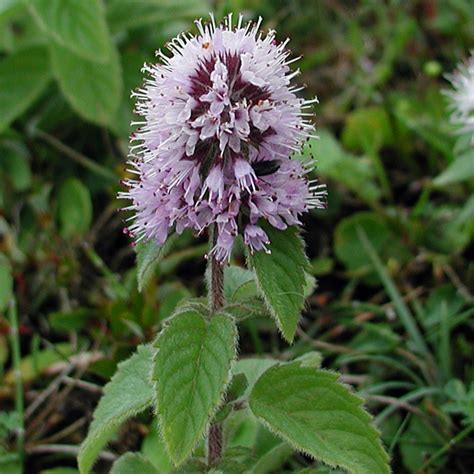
<box><xmin>0</xmin><ymin>0</ymin><xmax>473</xmax><ymax>473</ymax></box>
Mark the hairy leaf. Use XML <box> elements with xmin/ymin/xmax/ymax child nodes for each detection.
<box><xmin>136</xmin><ymin>235</ymin><xmax>175</xmax><ymax>292</ymax></box>
<box><xmin>248</xmin><ymin>226</ymin><xmax>309</xmax><ymax>343</ymax></box>
<box><xmin>78</xmin><ymin>345</ymin><xmax>155</xmax><ymax>474</ymax></box>
<box><xmin>0</xmin><ymin>47</ymin><xmax>51</xmax><ymax>130</ymax></box>
<box><xmin>30</xmin><ymin>0</ymin><xmax>111</xmax><ymax>62</ymax></box>
<box><xmin>153</xmin><ymin>310</ymin><xmax>237</xmax><ymax>465</ymax></box>
<box><xmin>223</xmin><ymin>265</ymin><xmax>258</xmax><ymax>302</ymax></box>
<box><xmin>249</xmin><ymin>363</ymin><xmax>390</xmax><ymax>474</ymax></box>
<box><xmin>50</xmin><ymin>43</ymin><xmax>122</xmax><ymax>126</ymax></box>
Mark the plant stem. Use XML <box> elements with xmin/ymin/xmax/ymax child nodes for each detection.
<box><xmin>209</xmin><ymin>226</ymin><xmax>224</xmax><ymax>312</ymax></box>
<box><xmin>8</xmin><ymin>298</ymin><xmax>24</xmax><ymax>468</ymax></box>
<box><xmin>207</xmin><ymin>225</ymin><xmax>224</xmax><ymax>466</ymax></box>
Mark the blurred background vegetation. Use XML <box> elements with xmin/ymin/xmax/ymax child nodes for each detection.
<box><xmin>0</xmin><ymin>0</ymin><xmax>473</xmax><ymax>473</ymax></box>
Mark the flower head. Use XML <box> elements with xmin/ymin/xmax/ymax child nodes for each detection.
<box><xmin>444</xmin><ymin>52</ymin><xmax>474</xmax><ymax>141</ymax></box>
<box><xmin>120</xmin><ymin>14</ymin><xmax>326</xmax><ymax>261</ymax></box>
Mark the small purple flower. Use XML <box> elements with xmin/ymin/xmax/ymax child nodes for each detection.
<box><xmin>120</xmin><ymin>14</ymin><xmax>326</xmax><ymax>261</ymax></box>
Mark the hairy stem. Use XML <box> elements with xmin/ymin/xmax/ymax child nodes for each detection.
<box><xmin>208</xmin><ymin>423</ymin><xmax>224</xmax><ymax>466</ymax></box>
<box><xmin>209</xmin><ymin>226</ymin><xmax>224</xmax><ymax>312</ymax></box>
<box><xmin>207</xmin><ymin>225</ymin><xmax>224</xmax><ymax>466</ymax></box>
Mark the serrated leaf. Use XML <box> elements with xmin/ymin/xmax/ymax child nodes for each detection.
<box><xmin>152</xmin><ymin>310</ymin><xmax>237</xmax><ymax>466</ymax></box>
<box><xmin>50</xmin><ymin>42</ymin><xmax>122</xmax><ymax>126</ymax></box>
<box><xmin>223</xmin><ymin>265</ymin><xmax>257</xmax><ymax>302</ymax></box>
<box><xmin>0</xmin><ymin>46</ymin><xmax>51</xmax><ymax>130</ymax></box>
<box><xmin>57</xmin><ymin>178</ymin><xmax>92</xmax><ymax>238</ymax></box>
<box><xmin>249</xmin><ymin>363</ymin><xmax>390</xmax><ymax>474</ymax></box>
<box><xmin>136</xmin><ymin>235</ymin><xmax>175</xmax><ymax>292</ymax></box>
<box><xmin>30</xmin><ymin>0</ymin><xmax>111</xmax><ymax>63</ymax></box>
<box><xmin>433</xmin><ymin>149</ymin><xmax>474</xmax><ymax>186</ymax></box>
<box><xmin>248</xmin><ymin>226</ymin><xmax>308</xmax><ymax>343</ymax></box>
<box><xmin>78</xmin><ymin>345</ymin><xmax>155</xmax><ymax>474</ymax></box>
<box><xmin>110</xmin><ymin>453</ymin><xmax>157</xmax><ymax>474</ymax></box>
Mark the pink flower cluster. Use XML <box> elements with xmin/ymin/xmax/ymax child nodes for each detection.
<box><xmin>120</xmin><ymin>14</ymin><xmax>326</xmax><ymax>261</ymax></box>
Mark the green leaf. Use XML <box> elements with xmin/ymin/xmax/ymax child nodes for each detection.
<box><xmin>226</xmin><ymin>373</ymin><xmax>249</xmax><ymax>402</ymax></box>
<box><xmin>0</xmin><ymin>254</ymin><xmax>12</xmax><ymax>312</ymax></box>
<box><xmin>0</xmin><ymin>453</ymin><xmax>21</xmax><ymax>474</ymax></box>
<box><xmin>0</xmin><ymin>140</ymin><xmax>32</xmax><ymax>191</ymax></box>
<box><xmin>30</xmin><ymin>0</ymin><xmax>111</xmax><ymax>63</ymax></box>
<box><xmin>0</xmin><ymin>0</ymin><xmax>23</xmax><ymax>19</ymax></box>
<box><xmin>248</xmin><ymin>226</ymin><xmax>309</xmax><ymax>343</ymax></box>
<box><xmin>141</xmin><ymin>419</ymin><xmax>172</xmax><ymax>473</ymax></box>
<box><xmin>232</xmin><ymin>358</ymin><xmax>278</xmax><ymax>399</ymax></box>
<box><xmin>433</xmin><ymin>149</ymin><xmax>474</xmax><ymax>186</ymax></box>
<box><xmin>310</xmin><ymin>256</ymin><xmax>334</xmax><ymax>276</ymax></box>
<box><xmin>48</xmin><ymin>308</ymin><xmax>94</xmax><ymax>332</ymax></box>
<box><xmin>106</xmin><ymin>0</ymin><xmax>209</xmax><ymax>33</ymax></box>
<box><xmin>334</xmin><ymin>212</ymin><xmax>410</xmax><ymax>285</ymax></box>
<box><xmin>57</xmin><ymin>178</ymin><xmax>92</xmax><ymax>238</ymax></box>
<box><xmin>152</xmin><ymin>310</ymin><xmax>237</xmax><ymax>465</ymax></box>
<box><xmin>305</xmin><ymin>130</ymin><xmax>380</xmax><ymax>203</ymax></box>
<box><xmin>136</xmin><ymin>235</ymin><xmax>175</xmax><ymax>292</ymax></box>
<box><xmin>223</xmin><ymin>265</ymin><xmax>258</xmax><ymax>302</ymax></box>
<box><xmin>249</xmin><ymin>363</ymin><xmax>390</xmax><ymax>474</ymax></box>
<box><xmin>78</xmin><ymin>345</ymin><xmax>155</xmax><ymax>474</ymax></box>
<box><xmin>342</xmin><ymin>106</ymin><xmax>394</xmax><ymax>152</ymax></box>
<box><xmin>111</xmin><ymin>453</ymin><xmax>157</xmax><ymax>474</ymax></box>
<box><xmin>0</xmin><ymin>46</ymin><xmax>51</xmax><ymax>131</ymax></box>
<box><xmin>251</xmin><ymin>442</ymin><xmax>293</xmax><ymax>474</ymax></box>
<box><xmin>399</xmin><ymin>416</ymin><xmax>445</xmax><ymax>472</ymax></box>
<box><xmin>50</xmin><ymin>42</ymin><xmax>122</xmax><ymax>126</ymax></box>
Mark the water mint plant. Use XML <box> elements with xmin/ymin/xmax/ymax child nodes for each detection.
<box><xmin>120</xmin><ymin>14</ymin><xmax>326</xmax><ymax>260</ymax></box>
<box><xmin>78</xmin><ymin>15</ymin><xmax>390</xmax><ymax>474</ymax></box>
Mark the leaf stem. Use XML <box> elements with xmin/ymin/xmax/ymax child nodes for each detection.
<box><xmin>8</xmin><ymin>298</ymin><xmax>25</xmax><ymax>468</ymax></box>
<box><xmin>207</xmin><ymin>225</ymin><xmax>225</xmax><ymax>466</ymax></box>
